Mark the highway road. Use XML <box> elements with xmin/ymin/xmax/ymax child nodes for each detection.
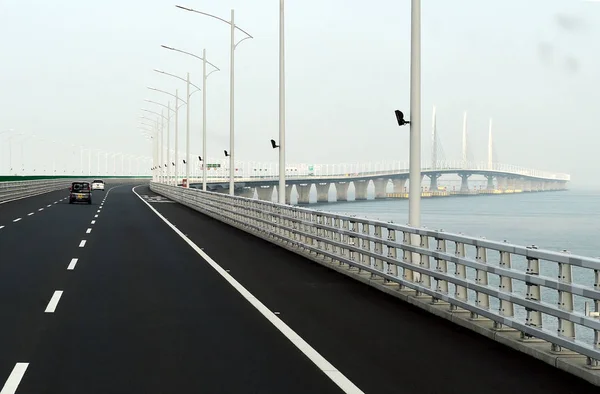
<box><xmin>0</xmin><ymin>183</ymin><xmax>597</xmax><ymax>393</ymax></box>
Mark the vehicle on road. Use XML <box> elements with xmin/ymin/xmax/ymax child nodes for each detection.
<box><xmin>91</xmin><ymin>179</ymin><xmax>105</xmax><ymax>190</ymax></box>
<box><xmin>69</xmin><ymin>181</ymin><xmax>92</xmax><ymax>204</ymax></box>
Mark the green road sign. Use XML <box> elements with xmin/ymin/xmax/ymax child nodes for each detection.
<box><xmin>206</xmin><ymin>164</ymin><xmax>221</xmax><ymax>168</ymax></box>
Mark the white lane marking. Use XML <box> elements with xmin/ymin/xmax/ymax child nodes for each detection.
<box><xmin>47</xmin><ymin>204</ymin><xmax>51</xmax><ymax>207</ymax></box>
<box><xmin>27</xmin><ymin>212</ymin><xmax>34</xmax><ymax>216</ymax></box>
<box><xmin>79</xmin><ymin>240</ymin><xmax>86</xmax><ymax>247</ymax></box>
<box><xmin>132</xmin><ymin>186</ymin><xmax>364</xmax><ymax>394</ymax></box>
<box><xmin>0</xmin><ymin>226</ymin><xmax>4</xmax><ymax>230</ymax></box>
<box><xmin>38</xmin><ymin>208</ymin><xmax>44</xmax><ymax>211</ymax></box>
<box><xmin>67</xmin><ymin>258</ymin><xmax>78</xmax><ymax>270</ymax></box>
<box><xmin>96</xmin><ymin>210</ymin><xmax>100</xmax><ymax>213</ymax></box>
<box><xmin>12</xmin><ymin>218</ymin><xmax>21</xmax><ymax>223</ymax></box>
<box><xmin>0</xmin><ymin>362</ymin><xmax>29</xmax><ymax>394</ymax></box>
<box><xmin>86</xmin><ymin>228</ymin><xmax>92</xmax><ymax>234</ymax></box>
<box><xmin>44</xmin><ymin>291</ymin><xmax>63</xmax><ymax>313</ymax></box>
<box><xmin>91</xmin><ymin>220</ymin><xmax>96</xmax><ymax>224</ymax></box>
<box><xmin>54</xmin><ymin>201</ymin><xmax>57</xmax><ymax>204</ymax></box>
<box><xmin>94</xmin><ymin>214</ymin><xmax>98</xmax><ymax>218</ymax></box>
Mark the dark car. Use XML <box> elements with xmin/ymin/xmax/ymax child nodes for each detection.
<box><xmin>69</xmin><ymin>182</ymin><xmax>92</xmax><ymax>204</ymax></box>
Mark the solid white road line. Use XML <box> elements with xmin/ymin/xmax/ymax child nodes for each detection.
<box><xmin>79</xmin><ymin>240</ymin><xmax>86</xmax><ymax>248</ymax></box>
<box><xmin>0</xmin><ymin>363</ymin><xmax>29</xmax><ymax>394</ymax></box>
<box><xmin>44</xmin><ymin>291</ymin><xmax>63</xmax><ymax>313</ymax></box>
<box><xmin>12</xmin><ymin>218</ymin><xmax>21</xmax><ymax>223</ymax></box>
<box><xmin>67</xmin><ymin>258</ymin><xmax>78</xmax><ymax>270</ymax></box>
<box><xmin>86</xmin><ymin>228</ymin><xmax>92</xmax><ymax>234</ymax></box>
<box><xmin>91</xmin><ymin>220</ymin><xmax>96</xmax><ymax>224</ymax></box>
<box><xmin>131</xmin><ymin>186</ymin><xmax>364</xmax><ymax>394</ymax></box>
<box><xmin>27</xmin><ymin>213</ymin><xmax>34</xmax><ymax>216</ymax></box>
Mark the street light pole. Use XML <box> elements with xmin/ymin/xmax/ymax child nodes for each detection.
<box><xmin>229</xmin><ymin>9</ymin><xmax>235</xmax><ymax>195</ymax></box>
<box><xmin>408</xmin><ymin>0</ymin><xmax>421</xmax><ymax>228</ymax></box>
<box><xmin>175</xmin><ymin>90</ymin><xmax>179</xmax><ymax>185</ymax></box>
<box><xmin>202</xmin><ymin>52</ymin><xmax>207</xmax><ymax>191</ymax></box>
<box><xmin>278</xmin><ymin>0</ymin><xmax>286</xmax><ymax>204</ymax></box>
<box><xmin>186</xmin><ymin>72</ymin><xmax>191</xmax><ymax>185</ymax></box>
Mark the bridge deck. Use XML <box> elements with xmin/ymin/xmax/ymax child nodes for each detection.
<box><xmin>0</xmin><ymin>183</ymin><xmax>594</xmax><ymax>393</ymax></box>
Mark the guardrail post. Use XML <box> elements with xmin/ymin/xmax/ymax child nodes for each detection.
<box><xmin>415</xmin><ymin>234</ymin><xmax>431</xmax><ymax>298</ymax></box>
<box><xmin>340</xmin><ymin>219</ymin><xmax>349</xmax><ymax>265</ymax></box>
<box><xmin>373</xmin><ymin>225</ymin><xmax>384</xmax><ymax>280</ymax></box>
<box><xmin>472</xmin><ymin>242</ymin><xmax>490</xmax><ymax>320</ymax></box>
<box><xmin>401</xmin><ymin>231</ymin><xmax>414</xmax><ymax>290</ymax></box>
<box><xmin>332</xmin><ymin>218</ymin><xmax>342</xmax><ymax>265</ymax></box>
<box><xmin>323</xmin><ymin>216</ymin><xmax>333</xmax><ymax>259</ymax></box>
<box><xmin>292</xmin><ymin>209</ymin><xmax>300</xmax><ymax>244</ymax></box>
<box><xmin>553</xmin><ymin>249</ymin><xmax>576</xmax><ymax>353</ymax></box>
<box><xmin>348</xmin><ymin>220</ymin><xmax>358</xmax><ymax>270</ymax></box>
<box><xmin>494</xmin><ymin>245</ymin><xmax>515</xmax><ymax>331</ymax></box>
<box><xmin>386</xmin><ymin>228</ymin><xmax>400</xmax><ymax>288</ymax></box>
<box><xmin>451</xmin><ymin>241</ymin><xmax>469</xmax><ymax>313</ymax></box>
<box><xmin>587</xmin><ymin>268</ymin><xmax>600</xmax><ymax>368</ymax></box>
<box><xmin>432</xmin><ymin>235</ymin><xmax>449</xmax><ymax>304</ymax></box>
<box><xmin>359</xmin><ymin>223</ymin><xmax>372</xmax><ymax>274</ymax></box>
<box><xmin>521</xmin><ymin>245</ymin><xmax>543</xmax><ymax>342</ymax></box>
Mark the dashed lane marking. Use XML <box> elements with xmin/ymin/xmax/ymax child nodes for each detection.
<box><xmin>0</xmin><ymin>363</ymin><xmax>29</xmax><ymax>394</ymax></box>
<box><xmin>67</xmin><ymin>258</ymin><xmax>78</xmax><ymax>270</ymax></box>
<box><xmin>86</xmin><ymin>228</ymin><xmax>92</xmax><ymax>234</ymax></box>
<box><xmin>27</xmin><ymin>213</ymin><xmax>34</xmax><ymax>216</ymax></box>
<box><xmin>12</xmin><ymin>218</ymin><xmax>21</xmax><ymax>223</ymax></box>
<box><xmin>44</xmin><ymin>291</ymin><xmax>63</xmax><ymax>313</ymax></box>
<box><xmin>91</xmin><ymin>220</ymin><xmax>96</xmax><ymax>224</ymax></box>
<box><xmin>79</xmin><ymin>240</ymin><xmax>86</xmax><ymax>248</ymax></box>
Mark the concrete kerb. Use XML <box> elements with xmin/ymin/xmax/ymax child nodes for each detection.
<box><xmin>150</xmin><ymin>185</ymin><xmax>600</xmax><ymax>387</ymax></box>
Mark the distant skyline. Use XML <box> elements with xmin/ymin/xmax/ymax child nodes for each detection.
<box><xmin>0</xmin><ymin>0</ymin><xmax>598</xmax><ymax>186</ymax></box>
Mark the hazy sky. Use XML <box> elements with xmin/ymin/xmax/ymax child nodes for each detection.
<box><xmin>0</xmin><ymin>1</ymin><xmax>598</xmax><ymax>184</ymax></box>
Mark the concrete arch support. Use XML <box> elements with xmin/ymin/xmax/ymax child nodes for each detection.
<box><xmin>285</xmin><ymin>184</ymin><xmax>293</xmax><ymax>204</ymax></box>
<box><xmin>257</xmin><ymin>185</ymin><xmax>274</xmax><ymax>201</ymax></box>
<box><xmin>392</xmin><ymin>178</ymin><xmax>407</xmax><ymax>193</ymax></box>
<box><xmin>428</xmin><ymin>174</ymin><xmax>441</xmax><ymax>191</ymax></box>
<box><xmin>316</xmin><ymin>183</ymin><xmax>331</xmax><ymax>203</ymax></box>
<box><xmin>297</xmin><ymin>184</ymin><xmax>311</xmax><ymax>204</ymax></box>
<box><xmin>486</xmin><ymin>176</ymin><xmax>494</xmax><ymax>191</ymax></box>
<box><xmin>460</xmin><ymin>174</ymin><xmax>471</xmax><ymax>193</ymax></box>
<box><xmin>373</xmin><ymin>178</ymin><xmax>389</xmax><ymax>199</ymax></box>
<box><xmin>335</xmin><ymin>182</ymin><xmax>350</xmax><ymax>201</ymax></box>
<box><xmin>354</xmin><ymin>180</ymin><xmax>369</xmax><ymax>200</ymax></box>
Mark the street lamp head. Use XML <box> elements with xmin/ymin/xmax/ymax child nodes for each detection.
<box><xmin>161</xmin><ymin>45</ymin><xmax>175</xmax><ymax>51</ymax></box>
<box><xmin>198</xmin><ymin>156</ymin><xmax>202</xmax><ymax>161</ymax></box>
<box><xmin>270</xmin><ymin>139</ymin><xmax>279</xmax><ymax>149</ymax></box>
<box><xmin>395</xmin><ymin>110</ymin><xmax>410</xmax><ymax>126</ymax></box>
<box><xmin>224</xmin><ymin>150</ymin><xmax>229</xmax><ymax>157</ymax></box>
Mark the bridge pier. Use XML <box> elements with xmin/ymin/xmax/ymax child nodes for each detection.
<box><xmin>392</xmin><ymin>178</ymin><xmax>407</xmax><ymax>193</ymax></box>
<box><xmin>297</xmin><ymin>184</ymin><xmax>311</xmax><ymax>204</ymax></box>
<box><xmin>373</xmin><ymin>178</ymin><xmax>388</xmax><ymax>199</ymax></box>
<box><xmin>497</xmin><ymin>177</ymin><xmax>507</xmax><ymax>191</ymax></box>
<box><xmin>523</xmin><ymin>180</ymin><xmax>532</xmax><ymax>192</ymax></box>
<box><xmin>316</xmin><ymin>183</ymin><xmax>331</xmax><ymax>203</ymax></box>
<box><xmin>235</xmin><ymin>187</ymin><xmax>254</xmax><ymax>198</ymax></box>
<box><xmin>428</xmin><ymin>174</ymin><xmax>441</xmax><ymax>191</ymax></box>
<box><xmin>486</xmin><ymin>176</ymin><xmax>494</xmax><ymax>191</ymax></box>
<box><xmin>285</xmin><ymin>184</ymin><xmax>293</xmax><ymax>204</ymax></box>
<box><xmin>335</xmin><ymin>182</ymin><xmax>350</xmax><ymax>201</ymax></box>
<box><xmin>354</xmin><ymin>180</ymin><xmax>369</xmax><ymax>200</ymax></box>
<box><xmin>460</xmin><ymin>174</ymin><xmax>471</xmax><ymax>193</ymax></box>
<box><xmin>257</xmin><ymin>185</ymin><xmax>274</xmax><ymax>201</ymax></box>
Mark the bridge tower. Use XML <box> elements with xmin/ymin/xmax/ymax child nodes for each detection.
<box><xmin>429</xmin><ymin>106</ymin><xmax>441</xmax><ymax>191</ymax></box>
<box><xmin>462</xmin><ymin>111</ymin><xmax>468</xmax><ymax>168</ymax></box>
<box><xmin>488</xmin><ymin>118</ymin><xmax>493</xmax><ymax>170</ymax></box>
<box><xmin>431</xmin><ymin>106</ymin><xmax>437</xmax><ymax>169</ymax></box>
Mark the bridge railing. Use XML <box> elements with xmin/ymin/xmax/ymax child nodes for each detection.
<box><xmin>151</xmin><ymin>182</ymin><xmax>599</xmax><ymax>378</ymax></box>
<box><xmin>185</xmin><ymin>161</ymin><xmax>570</xmax><ymax>183</ymax></box>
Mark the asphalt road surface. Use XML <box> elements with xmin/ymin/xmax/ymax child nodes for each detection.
<box><xmin>0</xmin><ymin>183</ymin><xmax>597</xmax><ymax>394</ymax></box>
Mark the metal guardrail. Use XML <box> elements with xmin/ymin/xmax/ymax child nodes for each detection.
<box><xmin>0</xmin><ymin>179</ymin><xmax>74</xmax><ymax>204</ymax></box>
<box><xmin>0</xmin><ymin>177</ymin><xmax>152</xmax><ymax>204</ymax></box>
<box><xmin>150</xmin><ymin>182</ymin><xmax>600</xmax><ymax>372</ymax></box>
